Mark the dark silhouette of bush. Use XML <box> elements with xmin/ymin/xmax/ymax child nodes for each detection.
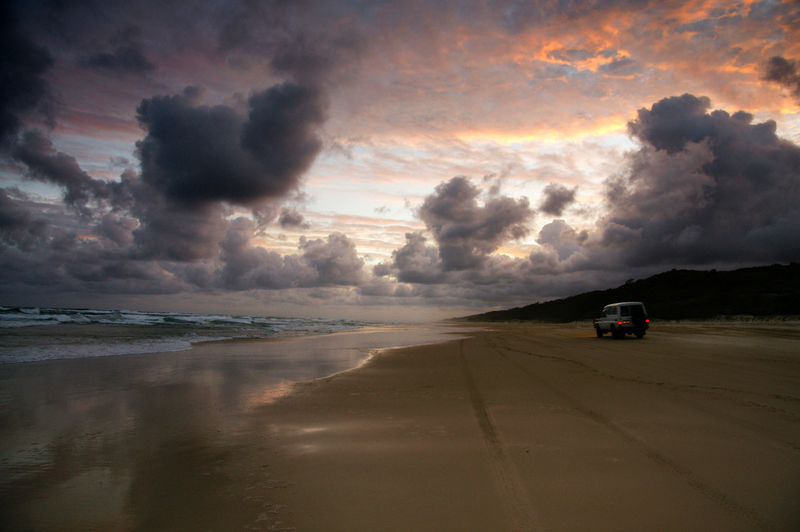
<box><xmin>460</xmin><ymin>263</ymin><xmax>800</xmax><ymax>322</ymax></box>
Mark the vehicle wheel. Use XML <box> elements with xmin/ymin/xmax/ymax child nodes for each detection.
<box><xmin>596</xmin><ymin>328</ymin><xmax>603</xmax><ymax>338</ymax></box>
<box><xmin>635</xmin><ymin>331</ymin><xmax>645</xmax><ymax>339</ymax></box>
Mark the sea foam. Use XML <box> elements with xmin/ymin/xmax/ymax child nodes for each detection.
<box><xmin>0</xmin><ymin>307</ymin><xmax>382</xmax><ymax>364</ymax></box>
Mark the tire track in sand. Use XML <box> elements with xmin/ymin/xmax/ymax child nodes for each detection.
<box><xmin>487</xmin><ymin>336</ymin><xmax>778</xmax><ymax>532</ymax></box>
<box><xmin>459</xmin><ymin>340</ymin><xmax>545</xmax><ymax>532</ymax></box>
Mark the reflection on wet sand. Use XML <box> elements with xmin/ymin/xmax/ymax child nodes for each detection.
<box><xmin>0</xmin><ymin>327</ymin><xmax>463</xmax><ymax>530</ymax></box>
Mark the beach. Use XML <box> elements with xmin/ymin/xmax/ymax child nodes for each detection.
<box><xmin>2</xmin><ymin>322</ymin><xmax>800</xmax><ymax>531</ymax></box>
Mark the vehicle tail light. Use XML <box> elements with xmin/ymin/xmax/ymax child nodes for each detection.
<box><xmin>618</xmin><ymin>321</ymin><xmax>622</xmax><ymax>325</ymax></box>
<box><xmin>645</xmin><ymin>319</ymin><xmax>649</xmax><ymax>323</ymax></box>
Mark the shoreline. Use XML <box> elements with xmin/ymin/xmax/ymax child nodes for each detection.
<box><xmin>0</xmin><ymin>321</ymin><xmax>466</xmax><ymax>366</ymax></box>
<box><xmin>234</xmin><ymin>321</ymin><xmax>800</xmax><ymax>531</ymax></box>
<box><xmin>2</xmin><ymin>322</ymin><xmax>799</xmax><ymax>531</ymax></box>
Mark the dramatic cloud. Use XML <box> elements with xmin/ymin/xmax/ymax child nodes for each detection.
<box><xmin>241</xmin><ymin>83</ymin><xmax>327</xmax><ymax>192</ymax></box>
<box><xmin>626</xmin><ymin>94</ymin><xmax>714</xmax><ymax>154</ymax></box>
<box><xmin>536</xmin><ymin>219</ymin><xmax>588</xmax><ymax>262</ymax></box>
<box><xmin>130</xmin><ymin>201</ymin><xmax>229</xmax><ymax>262</ymax></box>
<box><xmin>83</xmin><ymin>44</ymin><xmax>155</xmax><ymax>76</ymax></box>
<box><xmin>136</xmin><ymin>83</ymin><xmax>327</xmax><ymax>209</ymax></box>
<box><xmin>763</xmin><ymin>56</ymin><xmax>800</xmax><ymax>103</ymax></box>
<box><xmin>418</xmin><ymin>176</ymin><xmax>533</xmax><ymax>271</ymax></box>
<box><xmin>0</xmin><ymin>191</ymin><xmax>190</xmax><ymax>299</ymax></box>
<box><xmin>119</xmin><ymin>80</ymin><xmax>330</xmax><ymax>262</ymax></box>
<box><xmin>298</xmin><ymin>232</ymin><xmax>366</xmax><ymax>286</ymax></box>
<box><xmin>387</xmin><ymin>232</ymin><xmax>445</xmax><ymax>284</ymax></box>
<box><xmin>0</xmin><ymin>1</ymin><xmax>366</xmax><ymax>310</ymax></box>
<box><xmin>95</xmin><ymin>212</ymin><xmax>137</xmax><ymax>247</ymax></box>
<box><xmin>218</xmin><ymin>218</ymin><xmax>366</xmax><ymax>290</ymax></box>
<box><xmin>13</xmin><ymin>131</ymin><xmax>110</xmax><ymax>214</ymax></box>
<box><xmin>1</xmin><ymin>0</ymin><xmax>800</xmax><ymax>318</ymax></box>
<box><xmin>600</xmin><ymin>94</ymin><xmax>800</xmax><ymax>266</ymax></box>
<box><xmin>0</xmin><ymin>189</ymin><xmax>370</xmax><ymax>301</ymax></box>
<box><xmin>1</xmin><ymin>72</ymin><xmax>337</xmax><ymax>296</ymax></box>
<box><xmin>0</xmin><ymin>189</ymin><xmax>29</xmax><ymax>231</ymax></box>
<box><xmin>539</xmin><ymin>183</ymin><xmax>578</xmax><ymax>216</ymax></box>
<box><xmin>0</xmin><ymin>5</ymin><xmax>53</xmax><ymax>145</ymax></box>
<box><xmin>278</xmin><ymin>207</ymin><xmax>308</xmax><ymax>229</ymax></box>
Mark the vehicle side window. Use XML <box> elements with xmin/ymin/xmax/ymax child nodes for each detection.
<box><xmin>621</xmin><ymin>306</ymin><xmax>630</xmax><ymax>316</ymax></box>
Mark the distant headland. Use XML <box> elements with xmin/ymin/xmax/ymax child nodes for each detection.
<box><xmin>458</xmin><ymin>263</ymin><xmax>800</xmax><ymax>322</ymax></box>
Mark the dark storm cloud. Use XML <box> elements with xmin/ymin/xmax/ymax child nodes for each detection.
<box><xmin>298</xmin><ymin>232</ymin><xmax>366</xmax><ymax>286</ymax></box>
<box><xmin>376</xmin><ymin>177</ymin><xmax>539</xmax><ymax>292</ymax></box>
<box><xmin>3</xmin><ymin>72</ymin><xmax>335</xmax><ymax>282</ymax></box>
<box><xmin>386</xmin><ymin>93</ymin><xmax>800</xmax><ymax>303</ymax></box>
<box><xmin>626</xmin><ymin>93</ymin><xmax>714</xmax><ymax>153</ymax></box>
<box><xmin>0</xmin><ymin>191</ymin><xmax>191</xmax><ymax>298</ymax></box>
<box><xmin>387</xmin><ymin>232</ymin><xmax>446</xmax><ymax>284</ymax></box>
<box><xmin>0</xmin><ymin>188</ymin><xmax>31</xmax><ymax>231</ymax></box>
<box><xmin>3</xmin><ymin>1</ymin><xmax>798</xmax><ymax>314</ymax></box>
<box><xmin>418</xmin><ymin>176</ymin><xmax>533</xmax><ymax>271</ymax></box>
<box><xmin>218</xmin><ymin>218</ymin><xmax>366</xmax><ymax>290</ymax></box>
<box><xmin>0</xmin><ymin>186</ymin><xmax>371</xmax><ymax>299</ymax></box>
<box><xmin>0</xmin><ymin>189</ymin><xmax>52</xmax><ymax>256</ymax></box>
<box><xmin>371</xmin><ymin>226</ymin><xmax>605</xmax><ymax>309</ymax></box>
<box><xmin>0</xmin><ymin>0</ymin><xmax>364</xmax><ymax>302</ymax></box>
<box><xmin>82</xmin><ymin>43</ymin><xmax>155</xmax><ymax>75</ymax></box>
<box><xmin>0</xmin><ymin>3</ymin><xmax>54</xmax><ymax>145</ymax></box>
<box><xmin>13</xmin><ymin>131</ymin><xmax>110</xmax><ymax>214</ymax></box>
<box><xmin>241</xmin><ymin>83</ymin><xmax>327</xmax><ymax>188</ymax></box>
<box><xmin>278</xmin><ymin>207</ymin><xmax>308</xmax><ymax>229</ymax></box>
<box><xmin>114</xmin><ymin>78</ymin><xmax>328</xmax><ymax>262</ymax></box>
<box><xmin>0</xmin><ymin>190</ymin><xmax>78</xmax><ymax>254</ymax></box>
<box><xmin>217</xmin><ymin>217</ymin><xmax>292</xmax><ymax>290</ymax></box>
<box><xmin>763</xmin><ymin>56</ymin><xmax>800</xmax><ymax>103</ymax></box>
<box><xmin>130</xmin><ymin>201</ymin><xmax>230</xmax><ymax>262</ymax></box>
<box><xmin>94</xmin><ymin>213</ymin><xmax>137</xmax><ymax>247</ymax></box>
<box><xmin>599</xmin><ymin>94</ymin><xmax>800</xmax><ymax>266</ymax></box>
<box><xmin>539</xmin><ymin>183</ymin><xmax>578</xmax><ymax>216</ymax></box>
<box><xmin>135</xmin><ymin>83</ymin><xmax>327</xmax><ymax>208</ymax></box>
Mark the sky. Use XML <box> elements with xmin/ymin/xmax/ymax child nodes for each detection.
<box><xmin>1</xmin><ymin>0</ymin><xmax>799</xmax><ymax>321</ymax></box>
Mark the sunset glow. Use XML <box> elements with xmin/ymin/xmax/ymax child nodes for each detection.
<box><xmin>2</xmin><ymin>0</ymin><xmax>800</xmax><ymax>320</ymax></box>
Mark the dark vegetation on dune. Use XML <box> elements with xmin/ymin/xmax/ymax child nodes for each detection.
<box><xmin>460</xmin><ymin>263</ymin><xmax>800</xmax><ymax>322</ymax></box>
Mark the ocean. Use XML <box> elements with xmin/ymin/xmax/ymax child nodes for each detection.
<box><xmin>0</xmin><ymin>306</ymin><xmax>379</xmax><ymax>364</ymax></box>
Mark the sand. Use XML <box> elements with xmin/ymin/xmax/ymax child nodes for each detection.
<box><xmin>2</xmin><ymin>322</ymin><xmax>800</xmax><ymax>531</ymax></box>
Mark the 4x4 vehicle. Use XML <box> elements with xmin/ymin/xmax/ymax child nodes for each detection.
<box><xmin>594</xmin><ymin>302</ymin><xmax>649</xmax><ymax>339</ymax></box>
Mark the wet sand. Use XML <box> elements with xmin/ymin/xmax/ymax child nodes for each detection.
<box><xmin>3</xmin><ymin>322</ymin><xmax>800</xmax><ymax>530</ymax></box>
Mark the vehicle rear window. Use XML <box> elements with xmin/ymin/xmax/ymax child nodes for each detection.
<box><xmin>630</xmin><ymin>305</ymin><xmax>645</xmax><ymax>318</ymax></box>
